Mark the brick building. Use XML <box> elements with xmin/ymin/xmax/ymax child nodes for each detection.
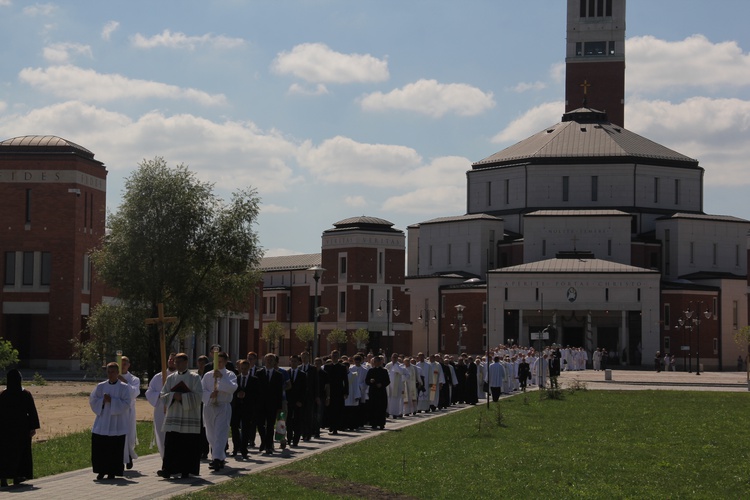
<box><xmin>0</xmin><ymin>135</ymin><xmax>107</xmax><ymax>369</ymax></box>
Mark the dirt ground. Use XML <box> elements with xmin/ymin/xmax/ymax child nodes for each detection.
<box><xmin>24</xmin><ymin>381</ymin><xmax>154</xmax><ymax>442</ymax></box>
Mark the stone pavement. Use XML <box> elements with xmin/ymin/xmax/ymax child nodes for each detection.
<box><xmin>3</xmin><ymin>369</ymin><xmax>747</xmax><ymax>499</ymax></box>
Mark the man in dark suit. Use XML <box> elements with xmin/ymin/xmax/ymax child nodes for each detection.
<box><xmin>257</xmin><ymin>353</ymin><xmax>284</xmax><ymax>454</ymax></box>
<box><xmin>230</xmin><ymin>359</ymin><xmax>255</xmax><ymax>458</ymax></box>
<box><xmin>285</xmin><ymin>354</ymin><xmax>307</xmax><ymax>447</ymax></box>
<box><xmin>323</xmin><ymin>350</ymin><xmax>349</xmax><ymax>435</ymax></box>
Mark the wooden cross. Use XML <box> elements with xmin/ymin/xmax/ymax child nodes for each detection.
<box><xmin>145</xmin><ymin>303</ymin><xmax>178</xmax><ymax>386</ymax></box>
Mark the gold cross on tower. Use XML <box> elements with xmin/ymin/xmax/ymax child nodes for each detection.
<box><xmin>580</xmin><ymin>79</ymin><xmax>591</xmax><ymax>107</ymax></box>
<box><xmin>145</xmin><ymin>303</ymin><xmax>178</xmax><ymax>386</ymax></box>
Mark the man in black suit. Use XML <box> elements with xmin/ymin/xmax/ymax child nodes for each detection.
<box><xmin>323</xmin><ymin>350</ymin><xmax>349</xmax><ymax>435</ymax></box>
<box><xmin>285</xmin><ymin>354</ymin><xmax>307</xmax><ymax>447</ymax></box>
<box><xmin>257</xmin><ymin>353</ymin><xmax>284</xmax><ymax>454</ymax></box>
<box><xmin>230</xmin><ymin>360</ymin><xmax>255</xmax><ymax>458</ymax></box>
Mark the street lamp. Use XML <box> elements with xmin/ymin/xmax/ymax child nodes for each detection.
<box><xmin>685</xmin><ymin>303</ymin><xmax>713</xmax><ymax>376</ymax></box>
<box><xmin>451</xmin><ymin>304</ymin><xmax>467</xmax><ymax>354</ymax></box>
<box><xmin>377</xmin><ymin>297</ymin><xmax>400</xmax><ymax>349</ymax></box>
<box><xmin>675</xmin><ymin>317</ymin><xmax>693</xmax><ymax>372</ymax></box>
<box><xmin>417</xmin><ymin>306</ymin><xmax>437</xmax><ymax>355</ymax></box>
<box><xmin>308</xmin><ymin>265</ymin><xmax>326</xmax><ymax>360</ymax></box>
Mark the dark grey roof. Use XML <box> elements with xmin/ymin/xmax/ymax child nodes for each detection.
<box><xmin>657</xmin><ymin>212</ymin><xmax>750</xmax><ymax>224</ymax></box>
<box><xmin>0</xmin><ymin>135</ymin><xmax>95</xmax><ymax>159</ymax></box>
<box><xmin>324</xmin><ymin>215</ymin><xmax>402</xmax><ymax>234</ymax></box>
<box><xmin>415</xmin><ymin>213</ymin><xmax>503</xmax><ymax>226</ymax></box>
<box><xmin>526</xmin><ymin>209</ymin><xmax>631</xmax><ymax>217</ymax></box>
<box><xmin>474</xmin><ymin>108</ymin><xmax>698</xmax><ymax>169</ymax></box>
<box><xmin>491</xmin><ymin>258</ymin><xmax>658</xmax><ymax>274</ymax></box>
<box><xmin>260</xmin><ymin>253</ymin><xmax>321</xmax><ymax>272</ymax></box>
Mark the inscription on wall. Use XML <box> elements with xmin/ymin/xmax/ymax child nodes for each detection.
<box><xmin>0</xmin><ymin>170</ymin><xmax>106</xmax><ymax>191</ymax></box>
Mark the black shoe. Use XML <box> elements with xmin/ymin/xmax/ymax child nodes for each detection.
<box><xmin>181</xmin><ymin>473</ymin><xmax>189</xmax><ymax>479</ymax></box>
<box><xmin>0</xmin><ymin>479</ymin><xmax>7</xmax><ymax>487</ymax></box>
<box><xmin>96</xmin><ymin>473</ymin><xmax>105</xmax><ymax>480</ymax></box>
<box><xmin>107</xmin><ymin>474</ymin><xmax>115</xmax><ymax>480</ymax></box>
<box><xmin>242</xmin><ymin>453</ymin><xmax>248</xmax><ymax>459</ymax></box>
<box><xmin>330</xmin><ymin>430</ymin><xmax>338</xmax><ymax>435</ymax></box>
<box><xmin>231</xmin><ymin>451</ymin><xmax>237</xmax><ymax>457</ymax></box>
<box><xmin>200</xmin><ymin>453</ymin><xmax>208</xmax><ymax>460</ymax></box>
<box><xmin>126</xmin><ymin>460</ymin><xmax>133</xmax><ymax>470</ymax></box>
<box><xmin>157</xmin><ymin>470</ymin><xmax>171</xmax><ymax>478</ymax></box>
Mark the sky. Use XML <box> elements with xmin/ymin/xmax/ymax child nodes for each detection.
<box><xmin>1</xmin><ymin>0</ymin><xmax>749</xmax><ymax>257</ymax></box>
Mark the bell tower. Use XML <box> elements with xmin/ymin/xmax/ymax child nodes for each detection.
<box><xmin>565</xmin><ymin>0</ymin><xmax>626</xmax><ymax>127</ymax></box>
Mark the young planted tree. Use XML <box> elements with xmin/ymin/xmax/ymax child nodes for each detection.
<box><xmin>262</xmin><ymin>321</ymin><xmax>285</xmax><ymax>353</ymax></box>
<box><xmin>351</xmin><ymin>327</ymin><xmax>369</xmax><ymax>350</ymax></box>
<box><xmin>88</xmin><ymin>157</ymin><xmax>263</xmax><ymax>377</ymax></box>
<box><xmin>0</xmin><ymin>337</ymin><xmax>19</xmax><ymax>371</ymax></box>
<box><xmin>327</xmin><ymin>328</ymin><xmax>348</xmax><ymax>351</ymax></box>
<box><xmin>295</xmin><ymin>323</ymin><xmax>314</xmax><ymax>353</ymax></box>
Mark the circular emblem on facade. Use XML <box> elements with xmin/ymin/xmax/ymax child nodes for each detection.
<box><xmin>567</xmin><ymin>287</ymin><xmax>577</xmax><ymax>302</ymax></box>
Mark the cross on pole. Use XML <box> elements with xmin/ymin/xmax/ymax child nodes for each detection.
<box><xmin>145</xmin><ymin>303</ymin><xmax>178</xmax><ymax>386</ymax></box>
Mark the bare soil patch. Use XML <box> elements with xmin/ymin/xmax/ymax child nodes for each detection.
<box><xmin>23</xmin><ymin>381</ymin><xmax>154</xmax><ymax>442</ymax></box>
<box><xmin>268</xmin><ymin>469</ymin><xmax>419</xmax><ymax>500</ymax></box>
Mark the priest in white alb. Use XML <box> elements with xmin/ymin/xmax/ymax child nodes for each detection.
<box><xmin>385</xmin><ymin>353</ymin><xmax>409</xmax><ymax>418</ymax></box>
<box><xmin>202</xmin><ymin>351</ymin><xmax>237</xmax><ymax>470</ymax></box>
<box><xmin>119</xmin><ymin>356</ymin><xmax>141</xmax><ymax>470</ymax></box>
<box><xmin>90</xmin><ymin>362</ymin><xmax>132</xmax><ymax>480</ymax></box>
<box><xmin>145</xmin><ymin>353</ymin><xmax>177</xmax><ymax>458</ymax></box>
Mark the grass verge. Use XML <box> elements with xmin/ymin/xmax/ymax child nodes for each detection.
<box><xmin>175</xmin><ymin>390</ymin><xmax>750</xmax><ymax>499</ymax></box>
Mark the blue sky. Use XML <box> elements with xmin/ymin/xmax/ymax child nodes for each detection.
<box><xmin>1</xmin><ymin>1</ymin><xmax>749</xmax><ymax>256</ymax></box>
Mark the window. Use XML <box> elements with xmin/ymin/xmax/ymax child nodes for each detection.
<box><xmin>467</xmin><ymin>242</ymin><xmax>471</xmax><ymax>264</ymax></box>
<box><xmin>584</xmin><ymin>41</ymin><xmax>607</xmax><ymax>55</ymax></box>
<box><xmin>608</xmin><ymin>41</ymin><xmax>616</xmax><ymax>55</ymax></box>
<box><xmin>674</xmin><ymin>179</ymin><xmax>680</xmax><ymax>205</ymax></box>
<box><xmin>269</xmin><ymin>296</ymin><xmax>276</xmax><ymax>314</ymax></box>
<box><xmin>84</xmin><ymin>192</ymin><xmax>88</xmax><ymax>227</ymax></box>
<box><xmin>504</xmin><ymin>288</ymin><xmax>508</xmax><ymax>301</ymax></box>
<box><xmin>712</xmin><ymin>297</ymin><xmax>718</xmax><ymax>318</ymax></box>
<box><xmin>339</xmin><ymin>291</ymin><xmax>346</xmax><ymax>314</ymax></box>
<box><xmin>22</xmin><ymin>251</ymin><xmax>33</xmax><ymax>286</ymax></box>
<box><xmin>713</xmin><ymin>243</ymin><xmax>718</xmax><ymax>266</ymax></box>
<box><xmin>713</xmin><ymin>338</ymin><xmax>718</xmax><ymax>355</ymax></box>
<box><xmin>597</xmin><ymin>0</ymin><xmax>604</xmax><ymax>17</ymax></box>
<box><xmin>25</xmin><ymin>189</ymin><xmax>31</xmax><ymax>224</ymax></box>
<box><xmin>637</xmin><ymin>288</ymin><xmax>641</xmax><ymax>302</ymax></box>
<box><xmin>664</xmin><ymin>229</ymin><xmax>670</xmax><ymax>275</ymax></box>
<box><xmin>607</xmin><ymin>239</ymin><xmax>612</xmax><ymax>256</ymax></box>
<box><xmin>736</xmin><ymin>244</ymin><xmax>740</xmax><ymax>267</ymax></box>
<box><xmin>448</xmin><ymin>243</ymin><xmax>452</xmax><ymax>265</ymax></box>
<box><xmin>562</xmin><ymin>176</ymin><xmax>569</xmax><ymax>202</ymax></box>
<box><xmin>505</xmin><ymin>179</ymin><xmax>510</xmax><ymax>204</ymax></box>
<box><xmin>580</xmin><ymin>0</ymin><xmax>612</xmax><ymax>17</ymax></box>
<box><xmin>4</xmin><ymin>252</ymin><xmax>15</xmax><ymax>286</ymax></box>
<box><xmin>576</xmin><ymin>42</ymin><xmax>583</xmax><ymax>56</ymax></box>
<box><xmin>591</xmin><ymin>176</ymin><xmax>598</xmax><ymax>201</ymax></box>
<box><xmin>487</xmin><ymin>181</ymin><xmax>492</xmax><ymax>207</ymax></box>
<box><xmin>41</xmin><ymin>252</ymin><xmax>51</xmax><ymax>286</ymax></box>
<box><xmin>654</xmin><ymin>178</ymin><xmax>660</xmax><ymax>203</ymax></box>
<box><xmin>428</xmin><ymin>246</ymin><xmax>433</xmax><ymax>267</ymax></box>
<box><xmin>542</xmin><ymin>239</ymin><xmax>546</xmax><ymax>256</ymax></box>
<box><xmin>483</xmin><ymin>302</ymin><xmax>487</xmax><ymax>325</ymax></box>
<box><xmin>664</xmin><ymin>336</ymin><xmax>671</xmax><ymax>352</ymax></box>
<box><xmin>605</xmin><ymin>288</ymin><xmax>609</xmax><ymax>302</ymax></box>
<box><xmin>664</xmin><ymin>304</ymin><xmax>671</xmax><ymax>329</ymax></box>
<box><xmin>535</xmin><ymin>288</ymin><xmax>539</xmax><ymax>301</ymax></box>
<box><xmin>378</xmin><ymin>251</ymin><xmax>384</xmax><ymax>277</ymax></box>
<box><xmin>340</xmin><ymin>256</ymin><xmax>347</xmax><ymax>276</ymax></box>
<box><xmin>733</xmin><ymin>300</ymin><xmax>738</xmax><ymax>329</ymax></box>
<box><xmin>689</xmin><ymin>242</ymin><xmax>694</xmax><ymax>264</ymax></box>
<box><xmin>370</xmin><ymin>289</ymin><xmax>375</xmax><ymax>314</ymax></box>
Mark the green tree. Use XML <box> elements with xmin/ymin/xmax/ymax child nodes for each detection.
<box><xmin>295</xmin><ymin>323</ymin><xmax>314</xmax><ymax>351</ymax></box>
<box><xmin>89</xmin><ymin>157</ymin><xmax>263</xmax><ymax>377</ymax></box>
<box><xmin>262</xmin><ymin>321</ymin><xmax>285</xmax><ymax>353</ymax></box>
<box><xmin>327</xmin><ymin>328</ymin><xmax>348</xmax><ymax>350</ymax></box>
<box><xmin>351</xmin><ymin>327</ymin><xmax>369</xmax><ymax>350</ymax></box>
<box><xmin>0</xmin><ymin>337</ymin><xmax>19</xmax><ymax>371</ymax></box>
<box><xmin>733</xmin><ymin>326</ymin><xmax>750</xmax><ymax>378</ymax></box>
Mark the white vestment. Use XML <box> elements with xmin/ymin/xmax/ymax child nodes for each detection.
<box><xmin>403</xmin><ymin>364</ymin><xmax>421</xmax><ymax>414</ymax></box>
<box><xmin>201</xmin><ymin>368</ymin><xmax>237</xmax><ymax>461</ymax></box>
<box><xmin>122</xmin><ymin>371</ymin><xmax>140</xmax><ymax>464</ymax></box>
<box><xmin>90</xmin><ymin>380</ymin><xmax>131</xmax><ymax>437</ymax></box>
<box><xmin>146</xmin><ymin>369</ymin><xmax>175</xmax><ymax>458</ymax></box>
<box><xmin>386</xmin><ymin>362</ymin><xmax>409</xmax><ymax>416</ymax></box>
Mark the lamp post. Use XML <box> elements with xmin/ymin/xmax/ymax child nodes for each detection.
<box><xmin>682</xmin><ymin>302</ymin><xmax>713</xmax><ymax>375</ymax></box>
<box><xmin>675</xmin><ymin>318</ymin><xmax>692</xmax><ymax>372</ymax></box>
<box><xmin>451</xmin><ymin>304</ymin><xmax>467</xmax><ymax>354</ymax></box>
<box><xmin>417</xmin><ymin>305</ymin><xmax>437</xmax><ymax>355</ymax></box>
<box><xmin>377</xmin><ymin>296</ymin><xmax>400</xmax><ymax>353</ymax></box>
<box><xmin>308</xmin><ymin>265</ymin><xmax>326</xmax><ymax>361</ymax></box>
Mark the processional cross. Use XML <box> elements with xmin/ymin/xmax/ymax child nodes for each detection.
<box><xmin>145</xmin><ymin>303</ymin><xmax>178</xmax><ymax>386</ymax></box>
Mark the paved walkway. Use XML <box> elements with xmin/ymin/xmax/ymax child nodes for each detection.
<box><xmin>3</xmin><ymin>369</ymin><xmax>747</xmax><ymax>499</ymax></box>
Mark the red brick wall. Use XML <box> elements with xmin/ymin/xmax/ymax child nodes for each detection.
<box><xmin>565</xmin><ymin>60</ymin><xmax>625</xmax><ymax>127</ymax></box>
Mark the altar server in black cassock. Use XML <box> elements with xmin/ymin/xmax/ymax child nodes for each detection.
<box><xmin>365</xmin><ymin>356</ymin><xmax>390</xmax><ymax>429</ymax></box>
<box><xmin>0</xmin><ymin>369</ymin><xmax>40</xmax><ymax>487</ymax></box>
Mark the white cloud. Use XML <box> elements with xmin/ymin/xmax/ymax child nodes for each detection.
<box><xmin>382</xmin><ymin>185</ymin><xmax>465</xmax><ymax>215</ymax></box>
<box><xmin>0</xmin><ymin>0</ymin><xmax>12</xmax><ymax>6</ymax></box>
<box><xmin>509</xmin><ymin>81</ymin><xmax>546</xmax><ymax>93</ymax></box>
<box><xmin>23</xmin><ymin>3</ymin><xmax>55</xmax><ymax>16</ymax></box>
<box><xmin>19</xmin><ymin>65</ymin><xmax>227</xmax><ymax>106</ymax></box>
<box><xmin>344</xmin><ymin>196</ymin><xmax>366</xmax><ymax>208</ymax></box>
<box><xmin>628</xmin><ymin>35</ymin><xmax>750</xmax><ymax>93</ymax></box>
<box><xmin>0</xmin><ymin>101</ymin><xmax>301</xmax><ymax>194</ymax></box>
<box><xmin>491</xmin><ymin>101</ymin><xmax>563</xmax><ymax>143</ymax></box>
<box><xmin>288</xmin><ymin>83</ymin><xmax>329</xmax><ymax>96</ymax></box>
<box><xmin>101</xmin><ymin>21</ymin><xmax>119</xmax><ymax>41</ymax></box>
<box><xmin>360</xmin><ymin>79</ymin><xmax>495</xmax><ymax>118</ymax></box>
<box><xmin>271</xmin><ymin>43</ymin><xmax>389</xmax><ymax>84</ymax></box>
<box><xmin>131</xmin><ymin>29</ymin><xmax>245</xmax><ymax>50</ymax></box>
<box><xmin>42</xmin><ymin>42</ymin><xmax>92</xmax><ymax>63</ymax></box>
<box><xmin>0</xmin><ymin>101</ymin><xmax>6</xmax><ymax>113</ymax></box>
<box><xmin>263</xmin><ymin>204</ymin><xmax>297</xmax><ymax>214</ymax></box>
<box><xmin>549</xmin><ymin>62</ymin><xmax>565</xmax><ymax>84</ymax></box>
<box><xmin>626</xmin><ymin>96</ymin><xmax>750</xmax><ymax>186</ymax></box>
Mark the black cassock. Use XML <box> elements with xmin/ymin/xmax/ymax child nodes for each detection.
<box><xmin>365</xmin><ymin>367</ymin><xmax>390</xmax><ymax>428</ymax></box>
<box><xmin>0</xmin><ymin>372</ymin><xmax>41</xmax><ymax>481</ymax></box>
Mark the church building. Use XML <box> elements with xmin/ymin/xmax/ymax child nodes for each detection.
<box><xmin>405</xmin><ymin>0</ymin><xmax>749</xmax><ymax>371</ymax></box>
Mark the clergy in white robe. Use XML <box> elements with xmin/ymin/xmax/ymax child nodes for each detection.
<box><xmin>145</xmin><ymin>353</ymin><xmax>177</xmax><ymax>458</ymax></box>
<box><xmin>486</xmin><ymin>357</ymin><xmax>506</xmax><ymax>402</ymax></box>
<box><xmin>415</xmin><ymin>354</ymin><xmax>431</xmax><ymax>412</ymax></box>
<box><xmin>158</xmin><ymin>353</ymin><xmax>203</xmax><ymax>478</ymax></box>
<box><xmin>385</xmin><ymin>355</ymin><xmax>409</xmax><ymax>417</ymax></box>
<box><xmin>476</xmin><ymin>357</ymin><xmax>487</xmax><ymax>400</ymax></box>
<box><xmin>343</xmin><ymin>368</ymin><xmax>362</xmax><ymax>430</ymax></box>
<box><xmin>348</xmin><ymin>356</ymin><xmax>369</xmax><ymax>428</ymax></box>
<box><xmin>402</xmin><ymin>358</ymin><xmax>421</xmax><ymax>415</ymax></box>
<box><xmin>119</xmin><ymin>357</ymin><xmax>140</xmax><ymax>469</ymax></box>
<box><xmin>426</xmin><ymin>355</ymin><xmax>445</xmax><ymax>410</ymax></box>
<box><xmin>90</xmin><ymin>363</ymin><xmax>132</xmax><ymax>480</ymax></box>
<box><xmin>202</xmin><ymin>352</ymin><xmax>237</xmax><ymax>468</ymax></box>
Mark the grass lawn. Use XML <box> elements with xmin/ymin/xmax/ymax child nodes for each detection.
<box><xmin>176</xmin><ymin>389</ymin><xmax>750</xmax><ymax>499</ymax></box>
<box><xmin>33</xmin><ymin>421</ymin><xmax>156</xmax><ymax>477</ymax></box>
